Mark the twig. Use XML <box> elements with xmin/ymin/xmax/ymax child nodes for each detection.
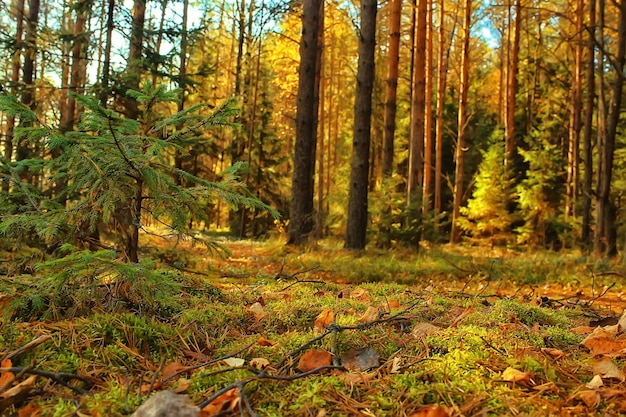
<box><xmin>1</xmin><ymin>335</ymin><xmax>51</xmax><ymax>362</ymax></box>
<box><xmin>0</xmin><ymin>367</ymin><xmax>95</xmax><ymax>394</ymax></box>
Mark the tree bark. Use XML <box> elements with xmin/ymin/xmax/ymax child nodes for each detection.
<box><xmin>423</xmin><ymin>0</ymin><xmax>433</xmax><ymax>212</ymax></box>
<box><xmin>288</xmin><ymin>0</ymin><xmax>323</xmax><ymax>244</ymax></box>
<box><xmin>345</xmin><ymin>0</ymin><xmax>377</xmax><ymax>249</ymax></box>
<box><xmin>450</xmin><ymin>0</ymin><xmax>471</xmax><ymax>244</ymax></box>
<box><xmin>504</xmin><ymin>0</ymin><xmax>520</xmax><ymax>169</ymax></box>
<box><xmin>100</xmin><ymin>0</ymin><xmax>114</xmax><ymax>105</ymax></box>
<box><xmin>382</xmin><ymin>0</ymin><xmax>402</xmax><ymax>178</ymax></box>
<box><xmin>582</xmin><ymin>0</ymin><xmax>595</xmax><ymax>245</ymax></box>
<box><xmin>566</xmin><ymin>0</ymin><xmax>583</xmax><ymax>218</ymax></box>
<box><xmin>595</xmin><ymin>0</ymin><xmax>626</xmax><ymax>257</ymax></box>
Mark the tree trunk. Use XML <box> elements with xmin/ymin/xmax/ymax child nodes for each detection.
<box><xmin>381</xmin><ymin>0</ymin><xmax>402</xmax><ymax>178</ymax></box>
<box><xmin>595</xmin><ymin>0</ymin><xmax>626</xmax><ymax>257</ymax></box>
<box><xmin>582</xmin><ymin>0</ymin><xmax>595</xmax><ymax>245</ymax></box>
<box><xmin>450</xmin><ymin>0</ymin><xmax>471</xmax><ymax>244</ymax></box>
<box><xmin>422</xmin><ymin>0</ymin><xmax>433</xmax><ymax>213</ymax></box>
<box><xmin>315</xmin><ymin>2</ymin><xmax>326</xmax><ymax>239</ymax></box>
<box><xmin>434</xmin><ymin>0</ymin><xmax>447</xmax><ymax>231</ymax></box>
<box><xmin>407</xmin><ymin>0</ymin><xmax>427</xmax><ymax>206</ymax></box>
<box><xmin>566</xmin><ymin>0</ymin><xmax>583</xmax><ymax>218</ymax></box>
<box><xmin>100</xmin><ymin>0</ymin><xmax>114</xmax><ymax>105</ymax></box>
<box><xmin>504</xmin><ymin>0</ymin><xmax>520</xmax><ymax>169</ymax></box>
<box><xmin>288</xmin><ymin>0</ymin><xmax>323</xmax><ymax>244</ymax></box>
<box><xmin>124</xmin><ymin>0</ymin><xmax>145</xmax><ymax>120</ymax></box>
<box><xmin>345</xmin><ymin>0</ymin><xmax>377</xmax><ymax>249</ymax></box>
<box><xmin>3</xmin><ymin>0</ymin><xmax>25</xmax><ymax>190</ymax></box>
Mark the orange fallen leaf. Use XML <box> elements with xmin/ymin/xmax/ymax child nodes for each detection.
<box><xmin>0</xmin><ymin>359</ymin><xmax>14</xmax><ymax>387</ymax></box>
<box><xmin>581</xmin><ymin>327</ymin><xmax>626</xmax><ymax>356</ymax></box>
<box><xmin>172</xmin><ymin>378</ymin><xmax>192</xmax><ymax>393</ymax></box>
<box><xmin>571</xmin><ymin>326</ymin><xmax>594</xmax><ymax>334</ymax></box>
<box><xmin>258</xmin><ymin>336</ymin><xmax>277</xmax><ymax>346</ymax></box>
<box><xmin>593</xmin><ymin>358</ymin><xmax>625</xmax><ymax>382</ymax></box>
<box><xmin>297</xmin><ymin>349</ymin><xmax>332</xmax><ymax>372</ymax></box>
<box><xmin>576</xmin><ymin>390</ymin><xmax>600</xmax><ymax>408</ymax></box>
<box><xmin>358</xmin><ymin>306</ymin><xmax>379</xmax><ymax>323</ymax></box>
<box><xmin>200</xmin><ymin>388</ymin><xmax>240</xmax><ymax>417</ymax></box>
<box><xmin>162</xmin><ymin>361</ymin><xmax>185</xmax><ymax>381</ymax></box>
<box><xmin>501</xmin><ymin>367</ymin><xmax>532</xmax><ymax>385</ymax></box>
<box><xmin>314</xmin><ymin>309</ymin><xmax>334</xmax><ymax>332</ymax></box>
<box><xmin>351</xmin><ymin>288</ymin><xmax>370</xmax><ymax>301</ymax></box>
<box><xmin>541</xmin><ymin>347</ymin><xmax>566</xmax><ymax>360</ymax></box>
<box><xmin>18</xmin><ymin>403</ymin><xmax>42</xmax><ymax>417</ymax></box>
<box><xmin>387</xmin><ymin>299</ymin><xmax>401</xmax><ymax>309</ymax></box>
<box><xmin>409</xmin><ymin>405</ymin><xmax>451</xmax><ymax>417</ymax></box>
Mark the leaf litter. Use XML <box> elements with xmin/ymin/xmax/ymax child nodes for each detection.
<box><xmin>2</xmin><ymin>241</ymin><xmax>626</xmax><ymax>415</ymax></box>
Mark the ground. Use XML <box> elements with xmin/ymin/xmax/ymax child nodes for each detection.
<box><xmin>1</xmin><ymin>237</ymin><xmax>626</xmax><ymax>416</ymax></box>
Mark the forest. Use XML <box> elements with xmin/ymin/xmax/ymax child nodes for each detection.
<box><xmin>2</xmin><ymin>0</ymin><xmax>626</xmax><ymax>415</ymax></box>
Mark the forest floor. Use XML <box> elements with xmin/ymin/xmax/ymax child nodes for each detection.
<box><xmin>2</xmin><ymin>236</ymin><xmax>626</xmax><ymax>416</ymax></box>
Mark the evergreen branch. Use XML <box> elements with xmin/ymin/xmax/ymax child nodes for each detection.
<box><xmin>107</xmin><ymin>114</ymin><xmax>140</xmax><ymax>180</ymax></box>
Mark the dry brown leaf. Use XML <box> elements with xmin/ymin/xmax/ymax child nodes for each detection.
<box><xmin>577</xmin><ymin>390</ymin><xmax>600</xmax><ymax>408</ymax></box>
<box><xmin>532</xmin><ymin>382</ymin><xmax>559</xmax><ymax>393</ymax></box>
<box><xmin>250</xmin><ymin>358</ymin><xmax>270</xmax><ymax>370</ymax></box>
<box><xmin>501</xmin><ymin>367</ymin><xmax>532</xmax><ymax>384</ymax></box>
<box><xmin>257</xmin><ymin>336</ymin><xmax>277</xmax><ymax>347</ymax></box>
<box><xmin>297</xmin><ymin>349</ymin><xmax>332</xmax><ymax>372</ymax></box>
<box><xmin>172</xmin><ymin>378</ymin><xmax>192</xmax><ymax>393</ymax></box>
<box><xmin>162</xmin><ymin>361</ymin><xmax>185</xmax><ymax>381</ymax></box>
<box><xmin>0</xmin><ymin>375</ymin><xmax>37</xmax><ymax>401</ymax></box>
<box><xmin>0</xmin><ymin>359</ymin><xmax>14</xmax><ymax>387</ymax></box>
<box><xmin>314</xmin><ymin>309</ymin><xmax>334</xmax><ymax>332</ymax></box>
<box><xmin>586</xmin><ymin>375</ymin><xmax>604</xmax><ymax>389</ymax></box>
<box><xmin>340</xmin><ymin>347</ymin><xmax>379</xmax><ymax>371</ymax></box>
<box><xmin>387</xmin><ymin>299</ymin><xmax>401</xmax><ymax>310</ymax></box>
<box><xmin>248</xmin><ymin>302</ymin><xmax>266</xmax><ymax>321</ymax></box>
<box><xmin>222</xmin><ymin>357</ymin><xmax>245</xmax><ymax>367</ymax></box>
<box><xmin>618</xmin><ymin>309</ymin><xmax>626</xmax><ymax>333</ymax></box>
<box><xmin>409</xmin><ymin>405</ymin><xmax>451</xmax><ymax>417</ymax></box>
<box><xmin>200</xmin><ymin>388</ymin><xmax>240</xmax><ymax>417</ymax></box>
<box><xmin>541</xmin><ymin>347</ymin><xmax>566</xmax><ymax>360</ymax></box>
<box><xmin>581</xmin><ymin>327</ymin><xmax>626</xmax><ymax>356</ymax></box>
<box><xmin>18</xmin><ymin>403</ymin><xmax>42</xmax><ymax>417</ymax></box>
<box><xmin>571</xmin><ymin>326</ymin><xmax>595</xmax><ymax>334</ymax></box>
<box><xmin>358</xmin><ymin>306</ymin><xmax>379</xmax><ymax>323</ymax></box>
<box><xmin>593</xmin><ymin>358</ymin><xmax>626</xmax><ymax>382</ymax></box>
<box><xmin>342</xmin><ymin>372</ymin><xmax>375</xmax><ymax>386</ymax></box>
<box><xmin>351</xmin><ymin>288</ymin><xmax>370</xmax><ymax>301</ymax></box>
<box><xmin>411</xmin><ymin>322</ymin><xmax>440</xmax><ymax>339</ymax></box>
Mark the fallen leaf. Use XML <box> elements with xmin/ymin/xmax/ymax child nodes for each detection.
<box><xmin>411</xmin><ymin>322</ymin><xmax>440</xmax><ymax>339</ymax></box>
<box><xmin>250</xmin><ymin>358</ymin><xmax>270</xmax><ymax>370</ymax></box>
<box><xmin>593</xmin><ymin>358</ymin><xmax>626</xmax><ymax>382</ymax></box>
<box><xmin>297</xmin><ymin>349</ymin><xmax>332</xmax><ymax>372</ymax></box>
<box><xmin>358</xmin><ymin>306</ymin><xmax>379</xmax><ymax>323</ymax></box>
<box><xmin>342</xmin><ymin>372</ymin><xmax>375</xmax><ymax>386</ymax></box>
<box><xmin>387</xmin><ymin>299</ymin><xmax>401</xmax><ymax>309</ymax></box>
<box><xmin>200</xmin><ymin>388</ymin><xmax>240</xmax><ymax>417</ymax></box>
<box><xmin>314</xmin><ymin>309</ymin><xmax>334</xmax><ymax>332</ymax></box>
<box><xmin>340</xmin><ymin>347</ymin><xmax>380</xmax><ymax>371</ymax></box>
<box><xmin>173</xmin><ymin>378</ymin><xmax>192</xmax><ymax>393</ymax></box>
<box><xmin>351</xmin><ymin>288</ymin><xmax>370</xmax><ymax>301</ymax></box>
<box><xmin>541</xmin><ymin>347</ymin><xmax>566</xmax><ymax>360</ymax></box>
<box><xmin>571</xmin><ymin>326</ymin><xmax>594</xmax><ymax>335</ymax></box>
<box><xmin>576</xmin><ymin>390</ymin><xmax>600</xmax><ymax>408</ymax></box>
<box><xmin>409</xmin><ymin>405</ymin><xmax>450</xmax><ymax>417</ymax></box>
<box><xmin>258</xmin><ymin>336</ymin><xmax>277</xmax><ymax>346</ymax></box>
<box><xmin>18</xmin><ymin>403</ymin><xmax>42</xmax><ymax>417</ymax></box>
<box><xmin>501</xmin><ymin>367</ymin><xmax>532</xmax><ymax>385</ymax></box>
<box><xmin>586</xmin><ymin>375</ymin><xmax>604</xmax><ymax>389</ymax></box>
<box><xmin>0</xmin><ymin>359</ymin><xmax>14</xmax><ymax>387</ymax></box>
<box><xmin>162</xmin><ymin>361</ymin><xmax>185</xmax><ymax>381</ymax></box>
<box><xmin>248</xmin><ymin>302</ymin><xmax>266</xmax><ymax>321</ymax></box>
<box><xmin>532</xmin><ymin>382</ymin><xmax>559</xmax><ymax>393</ymax></box>
<box><xmin>581</xmin><ymin>327</ymin><xmax>626</xmax><ymax>356</ymax></box>
<box><xmin>223</xmin><ymin>357</ymin><xmax>245</xmax><ymax>367</ymax></box>
<box><xmin>390</xmin><ymin>357</ymin><xmax>403</xmax><ymax>374</ymax></box>
<box><xmin>618</xmin><ymin>309</ymin><xmax>626</xmax><ymax>333</ymax></box>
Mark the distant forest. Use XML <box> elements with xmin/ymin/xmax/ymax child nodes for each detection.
<box><xmin>1</xmin><ymin>0</ymin><xmax>625</xmax><ymax>257</ymax></box>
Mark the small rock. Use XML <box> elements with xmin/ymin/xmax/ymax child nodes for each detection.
<box><xmin>132</xmin><ymin>391</ymin><xmax>200</xmax><ymax>417</ymax></box>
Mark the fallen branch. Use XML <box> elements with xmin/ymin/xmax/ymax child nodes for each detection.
<box><xmin>1</xmin><ymin>335</ymin><xmax>51</xmax><ymax>362</ymax></box>
<box><xmin>0</xmin><ymin>367</ymin><xmax>95</xmax><ymax>394</ymax></box>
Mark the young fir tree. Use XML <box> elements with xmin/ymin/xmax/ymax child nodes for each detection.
<box><xmin>458</xmin><ymin>141</ymin><xmax>516</xmax><ymax>244</ymax></box>
<box><xmin>0</xmin><ymin>85</ymin><xmax>275</xmax><ymax>318</ymax></box>
<box><xmin>515</xmin><ymin>138</ymin><xmax>566</xmax><ymax>248</ymax></box>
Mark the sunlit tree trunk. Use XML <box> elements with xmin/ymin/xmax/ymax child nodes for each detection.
<box><xmin>450</xmin><ymin>0</ymin><xmax>471</xmax><ymax>244</ymax></box>
<box><xmin>382</xmin><ymin>0</ymin><xmax>402</xmax><ymax>178</ymax></box>
<box><xmin>345</xmin><ymin>0</ymin><xmax>377</xmax><ymax>249</ymax></box>
<box><xmin>566</xmin><ymin>0</ymin><xmax>583</xmax><ymax>219</ymax></box>
<box><xmin>407</xmin><ymin>0</ymin><xmax>427</xmax><ymax>206</ymax></box>
<box><xmin>595</xmin><ymin>0</ymin><xmax>626</xmax><ymax>257</ymax></box>
<box><xmin>504</xmin><ymin>0</ymin><xmax>520</xmax><ymax>169</ymax></box>
<box><xmin>100</xmin><ymin>0</ymin><xmax>114</xmax><ymax>105</ymax></box>
<box><xmin>582</xmin><ymin>0</ymin><xmax>595</xmax><ymax>246</ymax></box>
<box><xmin>422</xmin><ymin>0</ymin><xmax>433</xmax><ymax>213</ymax></box>
<box><xmin>3</xmin><ymin>0</ymin><xmax>25</xmax><ymax>191</ymax></box>
<box><xmin>434</xmin><ymin>0</ymin><xmax>447</xmax><ymax>231</ymax></box>
<box><xmin>315</xmin><ymin>3</ymin><xmax>326</xmax><ymax>239</ymax></box>
<box><xmin>288</xmin><ymin>0</ymin><xmax>323</xmax><ymax>244</ymax></box>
